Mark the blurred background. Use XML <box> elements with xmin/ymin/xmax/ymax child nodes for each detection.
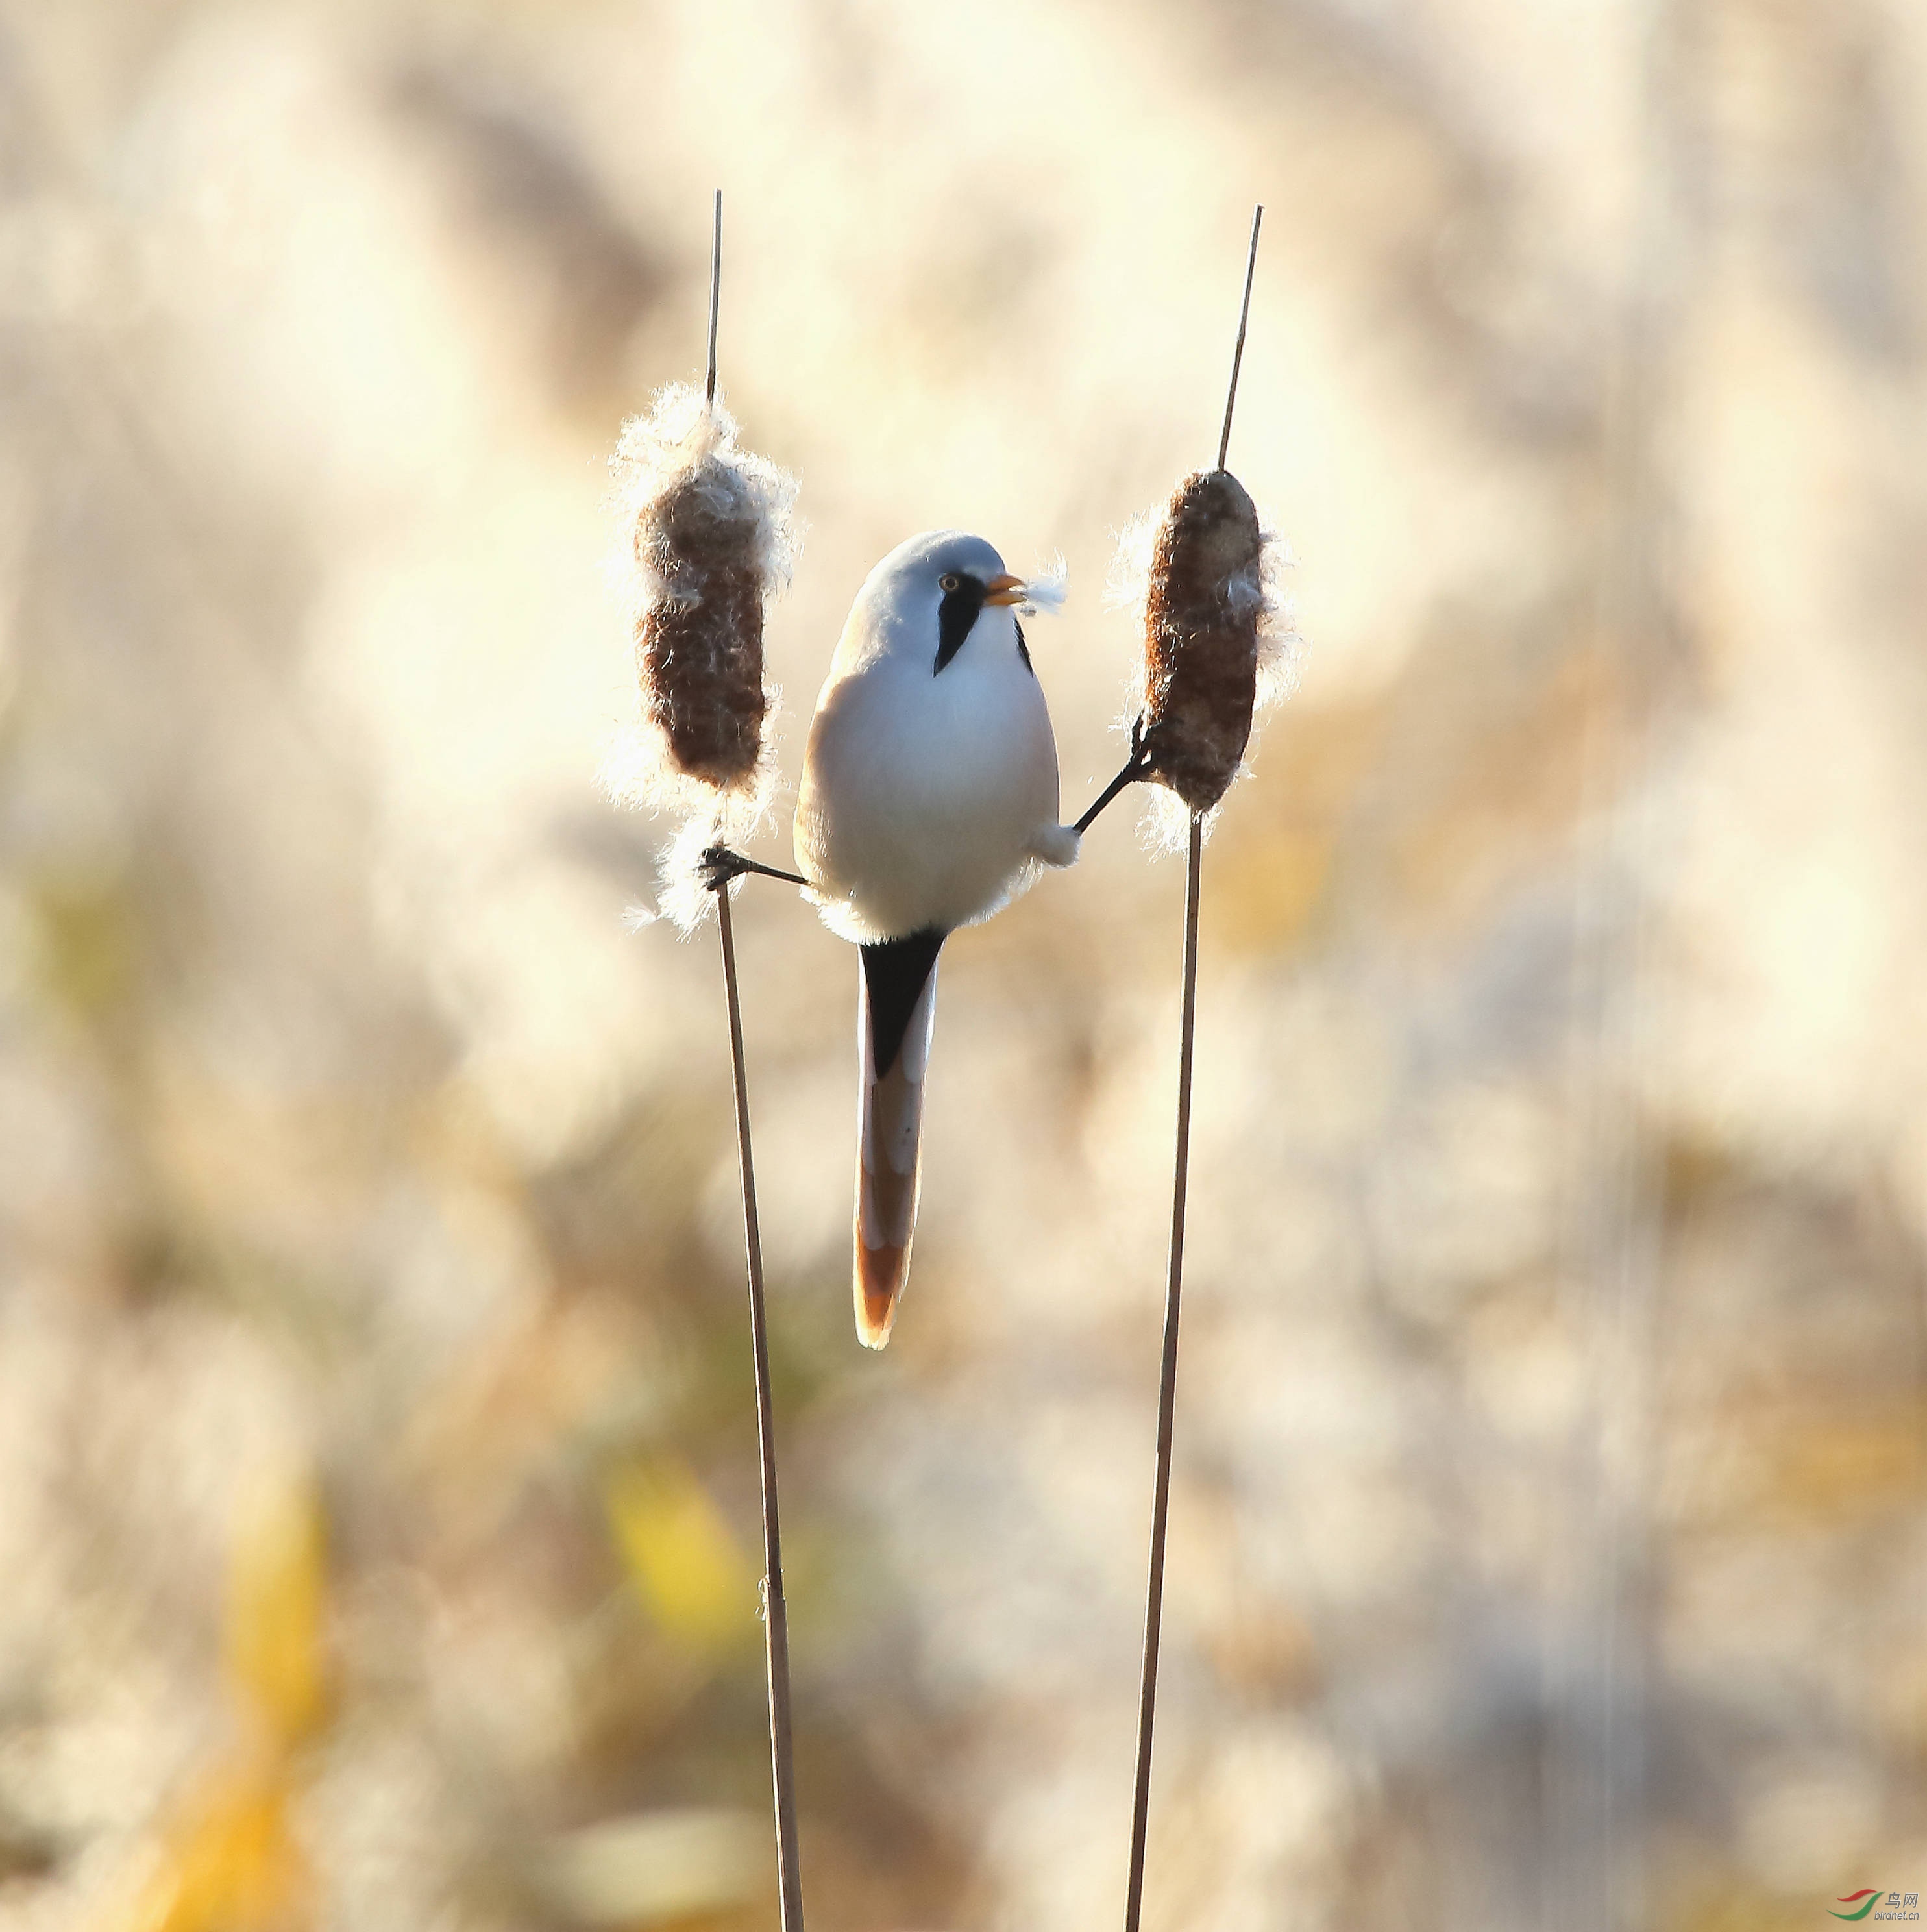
<box><xmin>1</xmin><ymin>1</ymin><xmax>1924</xmax><ymax>1928</ymax></box>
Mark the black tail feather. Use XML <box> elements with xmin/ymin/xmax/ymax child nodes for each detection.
<box><xmin>859</xmin><ymin>929</ymin><xmax>945</xmax><ymax>1078</ymax></box>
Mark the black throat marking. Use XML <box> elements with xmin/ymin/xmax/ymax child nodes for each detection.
<box><xmin>935</xmin><ymin>576</ymin><xmax>988</xmax><ymax>674</ymax></box>
<box><xmin>861</xmin><ymin>929</ymin><xmax>945</xmax><ymax>1077</ymax></box>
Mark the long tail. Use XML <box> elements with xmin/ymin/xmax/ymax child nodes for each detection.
<box><xmin>854</xmin><ymin>930</ymin><xmax>944</xmax><ymax>1348</ymax></box>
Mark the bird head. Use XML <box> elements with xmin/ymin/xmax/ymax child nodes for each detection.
<box><xmin>850</xmin><ymin>530</ymin><xmax>1042</xmax><ymax>675</ymax></box>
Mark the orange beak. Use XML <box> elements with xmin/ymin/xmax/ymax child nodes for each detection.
<box><xmin>983</xmin><ymin>573</ymin><xmax>1027</xmax><ymax>606</ymax></box>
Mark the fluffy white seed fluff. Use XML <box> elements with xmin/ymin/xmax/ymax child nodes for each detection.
<box><xmin>607</xmin><ymin>381</ymin><xmax>801</xmax><ymax>622</ymax></box>
<box><xmin>654</xmin><ymin>812</ymin><xmax>732</xmax><ymax>936</ymax></box>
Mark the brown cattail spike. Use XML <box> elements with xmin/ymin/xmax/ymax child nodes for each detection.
<box><xmin>1139</xmin><ymin>468</ymin><xmax>1265</xmax><ymax>813</ymax></box>
<box><xmin>608</xmin><ymin>385</ymin><xmax>800</xmax><ymax>856</ymax></box>
<box><xmin>635</xmin><ymin>454</ymin><xmax>770</xmax><ymax>789</ymax></box>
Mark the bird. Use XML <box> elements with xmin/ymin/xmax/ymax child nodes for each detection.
<box><xmin>795</xmin><ymin>530</ymin><xmax>1080</xmax><ymax>1349</ymax></box>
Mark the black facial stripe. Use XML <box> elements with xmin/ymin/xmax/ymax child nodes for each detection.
<box><xmin>1015</xmin><ymin>619</ymin><xmax>1032</xmax><ymax>675</ymax></box>
<box><xmin>935</xmin><ymin>576</ymin><xmax>987</xmax><ymax>673</ymax></box>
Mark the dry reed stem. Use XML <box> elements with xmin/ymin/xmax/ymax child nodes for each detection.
<box><xmin>1122</xmin><ymin>811</ymin><xmax>1203</xmax><ymax>1932</ymax></box>
<box><xmin>1122</xmin><ymin>206</ymin><xmax>1264</xmax><ymax>1932</ymax></box>
<box><xmin>714</xmin><ymin>884</ymin><xmax>805</xmax><ymax>1932</ymax></box>
<box><xmin>677</xmin><ymin>191</ymin><xmax>805</xmax><ymax>1932</ymax></box>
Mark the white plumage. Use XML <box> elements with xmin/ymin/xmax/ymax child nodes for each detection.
<box><xmin>795</xmin><ymin>530</ymin><xmax>1079</xmax><ymax>1346</ymax></box>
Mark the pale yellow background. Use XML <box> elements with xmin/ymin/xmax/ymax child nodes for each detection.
<box><xmin>1</xmin><ymin>3</ymin><xmax>1922</xmax><ymax>1929</ymax></box>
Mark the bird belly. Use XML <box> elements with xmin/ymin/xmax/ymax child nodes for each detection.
<box><xmin>798</xmin><ymin>656</ymin><xmax>1059</xmax><ymax>941</ymax></box>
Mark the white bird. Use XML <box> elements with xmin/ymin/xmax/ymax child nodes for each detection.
<box><xmin>796</xmin><ymin>531</ymin><xmax>1080</xmax><ymax>1348</ymax></box>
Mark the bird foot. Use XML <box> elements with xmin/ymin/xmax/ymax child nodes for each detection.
<box><xmin>1072</xmin><ymin>716</ymin><xmax>1158</xmax><ymax>836</ymax></box>
<box><xmin>700</xmin><ymin>847</ymin><xmax>809</xmax><ymax>893</ymax></box>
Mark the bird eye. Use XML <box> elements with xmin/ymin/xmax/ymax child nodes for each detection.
<box><xmin>939</xmin><ymin>573</ymin><xmax>961</xmax><ymax>593</ymax></box>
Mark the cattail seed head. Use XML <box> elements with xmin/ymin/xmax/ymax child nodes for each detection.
<box><xmin>1112</xmin><ymin>468</ymin><xmax>1300</xmax><ymax>837</ymax></box>
<box><xmin>607</xmin><ymin>382</ymin><xmax>800</xmax><ymax>809</ymax></box>
<box><xmin>1141</xmin><ymin>470</ymin><xmax>1263</xmax><ymax>812</ymax></box>
<box><xmin>637</xmin><ymin>549</ymin><xmax>765</xmax><ymax>789</ymax></box>
<box><xmin>606</xmin><ymin>383</ymin><xmax>802</xmax><ymax>930</ymax></box>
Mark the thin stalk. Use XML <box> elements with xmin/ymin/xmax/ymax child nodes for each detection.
<box><xmin>1217</xmin><ymin>206</ymin><xmax>1262</xmax><ymax>472</ymax></box>
<box><xmin>715</xmin><ymin>885</ymin><xmax>805</xmax><ymax>1932</ymax></box>
<box><xmin>1085</xmin><ymin>208</ymin><xmax>1264</xmax><ymax>847</ymax></box>
<box><xmin>706</xmin><ymin>189</ymin><xmax>722</xmax><ymax>404</ymax></box>
<box><xmin>701</xmin><ymin>186</ymin><xmax>802</xmax><ymax>1932</ymax></box>
<box><xmin>1122</xmin><ymin>210</ymin><xmax>1260</xmax><ymax>1927</ymax></box>
<box><xmin>1121</xmin><ymin>813</ymin><xmax>1203</xmax><ymax>1932</ymax></box>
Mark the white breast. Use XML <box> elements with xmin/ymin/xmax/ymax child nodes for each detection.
<box><xmin>796</xmin><ymin>604</ymin><xmax>1062</xmax><ymax>943</ymax></box>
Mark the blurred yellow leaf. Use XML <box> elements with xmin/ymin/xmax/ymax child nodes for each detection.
<box><xmin>1673</xmin><ymin>1398</ymin><xmax>1926</xmax><ymax>1529</ymax></box>
<box><xmin>1658</xmin><ymin>1861</ymin><xmax>1819</xmax><ymax>1932</ymax></box>
<box><xmin>29</xmin><ymin>869</ymin><xmax>137</xmax><ymax>1022</ymax></box>
<box><xmin>225</xmin><ymin>1475</ymin><xmax>330</xmax><ymax>1748</ymax></box>
<box><xmin>93</xmin><ymin>1480</ymin><xmax>330</xmax><ymax>1932</ymax></box>
<box><xmin>1771</xmin><ymin>1409</ymin><xmax>1924</xmax><ymax>1523</ymax></box>
<box><xmin>112</xmin><ymin>1765</ymin><xmax>308</xmax><ymax>1932</ymax></box>
<box><xmin>605</xmin><ymin>1459</ymin><xmax>755</xmax><ymax>1654</ymax></box>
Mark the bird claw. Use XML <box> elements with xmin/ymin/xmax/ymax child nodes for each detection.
<box><xmin>699</xmin><ymin>846</ymin><xmax>809</xmax><ymax>893</ymax></box>
<box><xmin>700</xmin><ymin>845</ymin><xmax>750</xmax><ymax>891</ymax></box>
<box><xmin>1071</xmin><ymin>717</ymin><xmax>1160</xmax><ymax>836</ymax></box>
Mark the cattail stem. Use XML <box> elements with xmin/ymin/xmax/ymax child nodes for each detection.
<box><xmin>714</xmin><ymin>884</ymin><xmax>805</xmax><ymax>1932</ymax></box>
<box><xmin>706</xmin><ymin>189</ymin><xmax>722</xmax><ymax>406</ymax></box>
<box><xmin>1082</xmin><ymin>208</ymin><xmax>1264</xmax><ymax>843</ymax></box>
<box><xmin>1121</xmin><ymin>220</ymin><xmax>1260</xmax><ymax>1931</ymax></box>
<box><xmin>1217</xmin><ymin>206</ymin><xmax>1262</xmax><ymax>472</ymax></box>
<box><xmin>702</xmin><ymin>184</ymin><xmax>797</xmax><ymax>1900</ymax></box>
<box><xmin>1122</xmin><ymin>810</ymin><xmax>1203</xmax><ymax>1932</ymax></box>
